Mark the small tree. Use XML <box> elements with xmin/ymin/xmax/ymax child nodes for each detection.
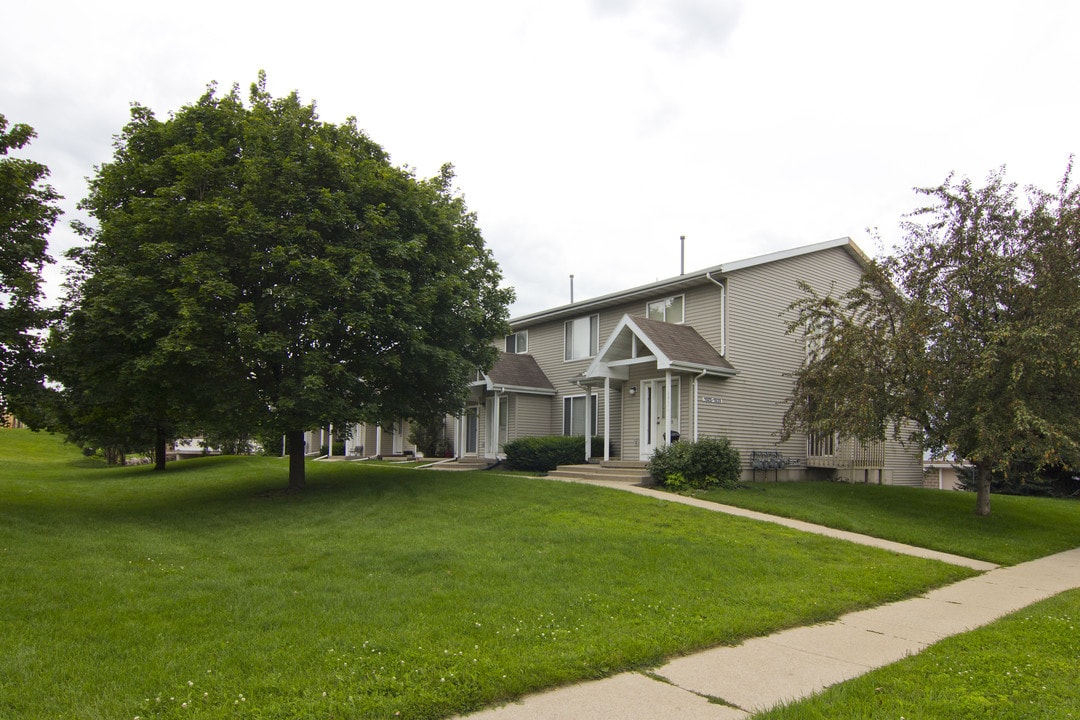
<box><xmin>56</xmin><ymin>74</ymin><xmax>512</xmax><ymax>488</ymax></box>
<box><xmin>784</xmin><ymin>165</ymin><xmax>1080</xmax><ymax>516</ymax></box>
<box><xmin>0</xmin><ymin>115</ymin><xmax>60</xmax><ymax>421</ymax></box>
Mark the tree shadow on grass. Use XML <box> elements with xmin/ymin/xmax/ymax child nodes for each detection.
<box><xmin>49</xmin><ymin>456</ymin><xmax>457</xmax><ymax>527</ymax></box>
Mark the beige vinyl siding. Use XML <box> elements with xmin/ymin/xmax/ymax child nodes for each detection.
<box><xmin>521</xmin><ymin>312</ymin><xmax>621</xmax><ymax>437</ymax></box>
<box><xmin>694</xmin><ymin>376</ymin><xmax>729</xmax><ymax>440</ymax></box>
<box><xmin>507</xmin><ymin>242</ymin><xmax>921</xmax><ymax>479</ymax></box>
<box><xmin>884</xmin><ymin>421</ymin><xmax>925</xmax><ymax>486</ymax></box>
<box><xmin>512</xmin><ymin>394</ymin><xmax>552</xmax><ymax>439</ymax></box>
<box><xmin>717</xmin><ymin>247</ymin><xmax>864</xmax><ymax>469</ymax></box>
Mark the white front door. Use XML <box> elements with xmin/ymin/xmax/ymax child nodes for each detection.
<box><xmin>464</xmin><ymin>407</ymin><xmax>479</xmax><ymax>456</ymax></box>
<box><xmin>639</xmin><ymin>377</ymin><xmax>681</xmax><ymax>460</ymax></box>
<box><xmin>391</xmin><ymin>422</ymin><xmax>404</xmax><ymax>455</ymax></box>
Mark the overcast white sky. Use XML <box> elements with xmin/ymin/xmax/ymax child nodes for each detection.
<box><xmin>4</xmin><ymin>0</ymin><xmax>1077</xmax><ymax>316</ymax></box>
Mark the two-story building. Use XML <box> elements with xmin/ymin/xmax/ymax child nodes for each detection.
<box><xmin>451</xmin><ymin>236</ymin><xmax>924</xmax><ymax>485</ymax></box>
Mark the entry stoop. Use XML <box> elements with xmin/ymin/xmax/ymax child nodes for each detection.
<box><xmin>548</xmin><ymin>461</ymin><xmax>654</xmax><ymax>485</ymax></box>
<box><xmin>427</xmin><ymin>457</ymin><xmax>498</xmax><ymax>471</ymax></box>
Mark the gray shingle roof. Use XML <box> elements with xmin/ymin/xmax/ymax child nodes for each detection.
<box><xmin>630</xmin><ymin>316</ymin><xmax>735</xmax><ymax>372</ymax></box>
<box><xmin>487</xmin><ymin>351</ymin><xmax>556</xmax><ymax>391</ymax></box>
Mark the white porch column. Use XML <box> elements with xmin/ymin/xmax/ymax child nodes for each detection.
<box><xmin>375</xmin><ymin>425</ymin><xmax>382</xmax><ymax>456</ymax></box>
<box><xmin>492</xmin><ymin>390</ymin><xmax>501</xmax><ymax>459</ymax></box>
<box><xmin>454</xmin><ymin>415</ymin><xmax>461</xmax><ymax>459</ymax></box>
<box><xmin>328</xmin><ymin>424</ymin><xmax>333</xmax><ymax>457</ymax></box>
<box><xmin>584</xmin><ymin>387</ymin><xmax>592</xmax><ymax>463</ymax></box>
<box><xmin>603</xmin><ymin>377</ymin><xmax>611</xmax><ymax>463</ymax></box>
<box><xmin>664</xmin><ymin>370</ymin><xmax>673</xmax><ymax>447</ymax></box>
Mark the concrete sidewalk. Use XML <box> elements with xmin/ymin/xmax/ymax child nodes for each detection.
<box><xmin>460</xmin><ymin>479</ymin><xmax>1080</xmax><ymax>719</ymax></box>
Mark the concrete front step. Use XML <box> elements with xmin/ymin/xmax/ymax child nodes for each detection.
<box><xmin>426</xmin><ymin>458</ymin><xmax>499</xmax><ymax>472</ymax></box>
<box><xmin>549</xmin><ymin>463</ymin><xmax>654</xmax><ymax>484</ymax></box>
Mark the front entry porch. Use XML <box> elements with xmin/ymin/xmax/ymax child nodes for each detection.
<box><xmin>548</xmin><ymin>460</ymin><xmax>653</xmax><ymax>485</ymax></box>
<box><xmin>578</xmin><ymin>314</ymin><xmax>738</xmax><ymax>465</ymax></box>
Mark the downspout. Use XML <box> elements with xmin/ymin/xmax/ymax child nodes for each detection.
<box><xmin>664</xmin><ymin>370</ymin><xmax>672</xmax><ymax>448</ymax></box>
<box><xmin>705</xmin><ymin>271</ymin><xmax>726</xmax><ymax>357</ymax></box>
<box><xmin>692</xmin><ymin>368</ymin><xmax>707</xmax><ymax>441</ymax></box>
<box><xmin>603</xmin><ymin>377</ymin><xmax>611</xmax><ymax>463</ymax></box>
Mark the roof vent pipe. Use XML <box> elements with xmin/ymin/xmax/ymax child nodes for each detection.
<box><xmin>680</xmin><ymin>235</ymin><xmax>686</xmax><ymax>275</ymax></box>
<box><xmin>569</xmin><ymin>274</ymin><xmax>575</xmax><ymax>304</ymax></box>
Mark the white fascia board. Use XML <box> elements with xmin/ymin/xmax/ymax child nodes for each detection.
<box><xmin>719</xmin><ymin>237</ymin><xmax>864</xmax><ymax>273</ymax></box>
<box><xmin>491</xmin><ymin>384</ymin><xmax>558</xmax><ymax>396</ymax></box>
<box><xmin>669</xmin><ymin>362</ymin><xmax>738</xmax><ymax>378</ymax></box>
<box><xmin>585</xmin><ymin>314</ymin><xmax>672</xmax><ymax>379</ymax></box>
<box><xmin>510</xmin><ymin>237</ymin><xmax>865</xmax><ymax>328</ymax></box>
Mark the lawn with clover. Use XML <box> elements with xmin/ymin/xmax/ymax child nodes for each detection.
<box><xmin>0</xmin><ymin>428</ymin><xmax>976</xmax><ymax>719</ymax></box>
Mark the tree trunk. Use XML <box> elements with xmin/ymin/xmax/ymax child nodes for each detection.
<box><xmin>974</xmin><ymin>461</ymin><xmax>992</xmax><ymax>516</ymax></box>
<box><xmin>154</xmin><ymin>426</ymin><xmax>167</xmax><ymax>472</ymax></box>
<box><xmin>287</xmin><ymin>429</ymin><xmax>306</xmax><ymax>491</ymax></box>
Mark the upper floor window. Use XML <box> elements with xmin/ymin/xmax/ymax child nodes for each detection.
<box><xmin>505</xmin><ymin>330</ymin><xmax>528</xmax><ymax>354</ymax></box>
<box><xmin>564</xmin><ymin>314</ymin><xmax>599</xmax><ymax>361</ymax></box>
<box><xmin>647</xmin><ymin>295</ymin><xmax>684</xmax><ymax>324</ymax></box>
<box><xmin>805</xmin><ymin>315</ymin><xmax>834</xmax><ymax>362</ymax></box>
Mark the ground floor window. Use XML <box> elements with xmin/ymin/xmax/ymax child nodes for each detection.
<box><xmin>563</xmin><ymin>394</ymin><xmax>598</xmax><ymax>436</ymax></box>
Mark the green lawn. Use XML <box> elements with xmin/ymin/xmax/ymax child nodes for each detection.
<box><xmin>753</xmin><ymin>588</ymin><xmax>1080</xmax><ymax>720</ymax></box>
<box><xmin>0</xmin><ymin>429</ymin><xmax>973</xmax><ymax>720</ymax></box>
<box><xmin>693</xmin><ymin>480</ymin><xmax>1080</xmax><ymax>565</ymax></box>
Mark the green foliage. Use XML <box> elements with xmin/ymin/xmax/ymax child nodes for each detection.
<box><xmin>49</xmin><ymin>72</ymin><xmax>513</xmax><ymax>488</ymax></box>
<box><xmin>0</xmin><ymin>114</ymin><xmax>60</xmax><ymax>420</ymax></box>
<box><xmin>957</xmin><ymin>461</ymin><xmax>1080</xmax><ymax>499</ymax></box>
<box><xmin>320</xmin><ymin>442</ymin><xmax>347</xmax><ymax>457</ymax></box>
<box><xmin>785</xmin><ymin>164</ymin><xmax>1080</xmax><ymax>515</ymax></box>
<box><xmin>648</xmin><ymin>436</ymin><xmax>742</xmax><ymax>489</ymax></box>
<box><xmin>408</xmin><ymin>416</ymin><xmax>451</xmax><ymax>457</ymax></box>
<box><xmin>503</xmin><ymin>435</ymin><xmax>606</xmax><ymax>471</ymax></box>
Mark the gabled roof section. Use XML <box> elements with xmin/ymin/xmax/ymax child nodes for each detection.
<box><xmin>511</xmin><ymin>236</ymin><xmax>868</xmax><ymax>329</ymax></box>
<box><xmin>585</xmin><ymin>315</ymin><xmax>737</xmax><ymax>381</ymax></box>
<box><xmin>481</xmin><ymin>351</ymin><xmax>557</xmax><ymax>395</ymax></box>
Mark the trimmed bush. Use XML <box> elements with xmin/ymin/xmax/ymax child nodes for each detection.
<box><xmin>648</xmin><ymin>436</ymin><xmax>741</xmax><ymax>490</ymax></box>
<box><xmin>503</xmin><ymin>436</ymin><xmax>607</xmax><ymax>472</ymax></box>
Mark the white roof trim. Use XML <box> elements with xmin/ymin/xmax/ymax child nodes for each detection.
<box><xmin>511</xmin><ymin>237</ymin><xmax>866</xmax><ymax>327</ymax></box>
<box><xmin>583</xmin><ymin>315</ymin><xmax>737</xmax><ymax>380</ymax></box>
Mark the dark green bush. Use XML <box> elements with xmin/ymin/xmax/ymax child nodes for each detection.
<box><xmin>648</xmin><ymin>436</ymin><xmax>741</xmax><ymax>490</ymax></box>
<box><xmin>503</xmin><ymin>436</ymin><xmax>607</xmax><ymax>472</ymax></box>
<box><xmin>408</xmin><ymin>418</ymin><xmax>451</xmax><ymax>458</ymax></box>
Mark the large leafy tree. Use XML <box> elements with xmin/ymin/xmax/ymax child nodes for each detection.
<box><xmin>55</xmin><ymin>74</ymin><xmax>512</xmax><ymax>485</ymax></box>
<box><xmin>784</xmin><ymin>166</ymin><xmax>1080</xmax><ymax>516</ymax></box>
<box><xmin>0</xmin><ymin>115</ymin><xmax>60</xmax><ymax>421</ymax></box>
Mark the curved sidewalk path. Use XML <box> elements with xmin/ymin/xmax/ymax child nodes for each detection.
<box><xmin>461</xmin><ymin>478</ymin><xmax>1080</xmax><ymax>719</ymax></box>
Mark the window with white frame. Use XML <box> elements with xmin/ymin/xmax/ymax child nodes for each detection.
<box><xmin>564</xmin><ymin>314</ymin><xmax>599</xmax><ymax>361</ymax></box>
<box><xmin>646</xmin><ymin>295</ymin><xmax>684</xmax><ymax>324</ymax></box>
<box><xmin>505</xmin><ymin>330</ymin><xmax>528</xmax><ymax>354</ymax></box>
<box><xmin>563</xmin><ymin>394</ymin><xmax>598</xmax><ymax>436</ymax></box>
<box><xmin>805</xmin><ymin>315</ymin><xmax>834</xmax><ymax>362</ymax></box>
